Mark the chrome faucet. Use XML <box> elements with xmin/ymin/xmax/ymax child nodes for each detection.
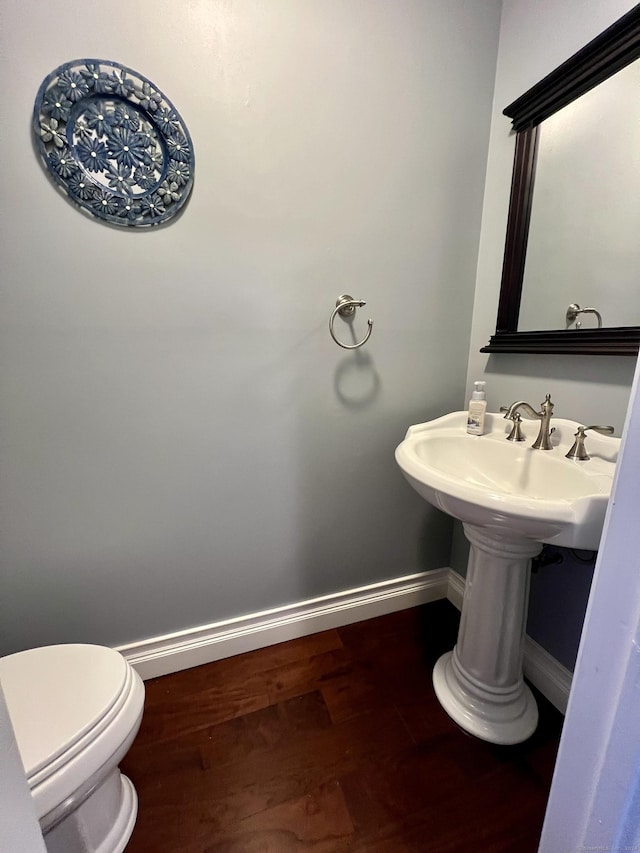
<box><xmin>503</xmin><ymin>394</ymin><xmax>555</xmax><ymax>450</ymax></box>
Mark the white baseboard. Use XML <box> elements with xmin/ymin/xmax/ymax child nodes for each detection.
<box><xmin>118</xmin><ymin>567</ymin><xmax>571</xmax><ymax>715</ymax></box>
<box><xmin>117</xmin><ymin>568</ymin><xmax>450</xmax><ymax>680</ymax></box>
<box><xmin>446</xmin><ymin>568</ymin><xmax>466</xmax><ymax>611</ymax></box>
<box><xmin>522</xmin><ymin>635</ymin><xmax>573</xmax><ymax>715</ymax></box>
<box><xmin>447</xmin><ymin>570</ymin><xmax>572</xmax><ymax>714</ymax></box>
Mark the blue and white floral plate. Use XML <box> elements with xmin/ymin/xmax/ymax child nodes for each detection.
<box><xmin>33</xmin><ymin>59</ymin><xmax>195</xmax><ymax>227</ymax></box>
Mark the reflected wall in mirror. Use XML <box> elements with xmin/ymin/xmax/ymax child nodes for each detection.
<box><xmin>482</xmin><ymin>6</ymin><xmax>640</xmax><ymax>355</ymax></box>
<box><xmin>518</xmin><ymin>61</ymin><xmax>640</xmax><ymax>332</ymax></box>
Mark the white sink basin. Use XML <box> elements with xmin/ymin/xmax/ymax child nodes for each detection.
<box><xmin>395</xmin><ymin>411</ymin><xmax>619</xmax><ymax>550</ymax></box>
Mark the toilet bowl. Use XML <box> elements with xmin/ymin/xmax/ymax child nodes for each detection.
<box><xmin>0</xmin><ymin>644</ymin><xmax>145</xmax><ymax>853</ymax></box>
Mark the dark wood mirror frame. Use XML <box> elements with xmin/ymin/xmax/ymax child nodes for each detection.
<box><xmin>482</xmin><ymin>5</ymin><xmax>640</xmax><ymax>356</ymax></box>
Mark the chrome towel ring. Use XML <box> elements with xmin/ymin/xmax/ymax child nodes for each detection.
<box><xmin>329</xmin><ymin>294</ymin><xmax>373</xmax><ymax>350</ymax></box>
<box><xmin>566</xmin><ymin>303</ymin><xmax>603</xmax><ymax>329</ymax></box>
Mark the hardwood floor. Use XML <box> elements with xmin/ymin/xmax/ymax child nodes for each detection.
<box><xmin>121</xmin><ymin>600</ymin><xmax>562</xmax><ymax>852</ymax></box>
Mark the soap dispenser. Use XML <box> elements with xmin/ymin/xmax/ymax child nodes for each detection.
<box><xmin>467</xmin><ymin>381</ymin><xmax>487</xmax><ymax>436</ymax></box>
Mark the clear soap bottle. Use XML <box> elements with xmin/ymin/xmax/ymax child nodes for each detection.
<box><xmin>466</xmin><ymin>381</ymin><xmax>487</xmax><ymax>436</ymax></box>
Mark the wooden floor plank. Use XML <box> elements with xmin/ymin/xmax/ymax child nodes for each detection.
<box><xmin>346</xmin><ymin>762</ymin><xmax>549</xmax><ymax>853</ymax></box>
<box><xmin>124</xmin><ymin>702</ymin><xmax>412</xmax><ymax>850</ymax></box>
<box><xmin>135</xmin><ymin>629</ymin><xmax>344</xmax><ymax>745</ymax></box>
<box><xmin>202</xmin><ymin>781</ymin><xmax>355</xmax><ymax>853</ymax></box>
<box><xmin>125</xmin><ymin>691</ymin><xmax>333</xmax><ymax>780</ymax></box>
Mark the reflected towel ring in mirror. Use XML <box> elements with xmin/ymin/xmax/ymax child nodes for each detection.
<box><xmin>329</xmin><ymin>295</ymin><xmax>374</xmax><ymax>350</ymax></box>
<box><xmin>566</xmin><ymin>303</ymin><xmax>603</xmax><ymax>329</ymax></box>
<box><xmin>32</xmin><ymin>59</ymin><xmax>195</xmax><ymax>227</ymax></box>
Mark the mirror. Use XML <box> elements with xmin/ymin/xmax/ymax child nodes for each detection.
<box><xmin>519</xmin><ymin>62</ymin><xmax>639</xmax><ymax>332</ymax></box>
<box><xmin>482</xmin><ymin>6</ymin><xmax>640</xmax><ymax>356</ymax></box>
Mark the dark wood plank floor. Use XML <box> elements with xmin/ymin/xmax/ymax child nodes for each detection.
<box><xmin>121</xmin><ymin>600</ymin><xmax>562</xmax><ymax>852</ymax></box>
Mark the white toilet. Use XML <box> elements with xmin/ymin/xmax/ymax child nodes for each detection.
<box><xmin>0</xmin><ymin>644</ymin><xmax>145</xmax><ymax>853</ymax></box>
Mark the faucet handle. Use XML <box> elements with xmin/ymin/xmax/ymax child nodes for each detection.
<box><xmin>584</xmin><ymin>425</ymin><xmax>614</xmax><ymax>435</ymax></box>
<box><xmin>565</xmin><ymin>425</ymin><xmax>615</xmax><ymax>460</ymax></box>
<box><xmin>506</xmin><ymin>412</ymin><xmax>526</xmax><ymax>442</ymax></box>
<box><xmin>500</xmin><ymin>405</ymin><xmax>518</xmax><ymax>420</ymax></box>
<box><xmin>499</xmin><ymin>407</ymin><xmax>526</xmax><ymax>441</ymax></box>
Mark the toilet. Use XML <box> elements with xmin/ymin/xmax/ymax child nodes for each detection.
<box><xmin>0</xmin><ymin>644</ymin><xmax>145</xmax><ymax>853</ymax></box>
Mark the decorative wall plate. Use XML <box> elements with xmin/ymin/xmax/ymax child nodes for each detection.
<box><xmin>33</xmin><ymin>59</ymin><xmax>195</xmax><ymax>227</ymax></box>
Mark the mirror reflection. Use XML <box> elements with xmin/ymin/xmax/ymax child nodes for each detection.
<box><xmin>518</xmin><ymin>60</ymin><xmax>640</xmax><ymax>332</ymax></box>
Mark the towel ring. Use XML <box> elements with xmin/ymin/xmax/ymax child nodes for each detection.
<box><xmin>329</xmin><ymin>294</ymin><xmax>374</xmax><ymax>350</ymax></box>
<box><xmin>566</xmin><ymin>303</ymin><xmax>603</xmax><ymax>329</ymax></box>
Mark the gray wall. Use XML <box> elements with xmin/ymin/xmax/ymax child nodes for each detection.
<box><xmin>527</xmin><ymin>549</ymin><xmax>596</xmax><ymax>670</ymax></box>
<box><xmin>464</xmin><ymin>0</ymin><xmax>639</xmax><ymax>667</ymax></box>
<box><xmin>0</xmin><ymin>0</ymin><xmax>501</xmax><ymax>653</ymax></box>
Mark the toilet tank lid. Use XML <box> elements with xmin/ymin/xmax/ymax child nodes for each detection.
<box><xmin>0</xmin><ymin>644</ymin><xmax>129</xmax><ymax>778</ymax></box>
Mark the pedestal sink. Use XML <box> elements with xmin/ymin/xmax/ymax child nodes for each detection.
<box><xmin>395</xmin><ymin>411</ymin><xmax>619</xmax><ymax>744</ymax></box>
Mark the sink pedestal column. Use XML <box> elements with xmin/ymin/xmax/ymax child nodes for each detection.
<box><xmin>433</xmin><ymin>523</ymin><xmax>542</xmax><ymax>745</ymax></box>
